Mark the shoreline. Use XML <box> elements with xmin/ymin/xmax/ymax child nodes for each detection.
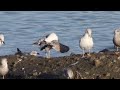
<box><xmin>0</xmin><ymin>50</ymin><xmax>120</xmax><ymax>79</ymax></box>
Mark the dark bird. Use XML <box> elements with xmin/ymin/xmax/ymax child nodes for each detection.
<box><xmin>15</xmin><ymin>48</ymin><xmax>23</xmax><ymax>56</ymax></box>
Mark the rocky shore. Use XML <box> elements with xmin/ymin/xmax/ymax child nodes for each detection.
<box><xmin>0</xmin><ymin>49</ymin><xmax>120</xmax><ymax>79</ymax></box>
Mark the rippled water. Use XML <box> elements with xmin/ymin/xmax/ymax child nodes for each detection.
<box><xmin>0</xmin><ymin>11</ymin><xmax>119</xmax><ymax>57</ymax></box>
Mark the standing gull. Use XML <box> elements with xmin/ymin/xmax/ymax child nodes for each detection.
<box><xmin>113</xmin><ymin>29</ymin><xmax>120</xmax><ymax>51</ymax></box>
<box><xmin>0</xmin><ymin>34</ymin><xmax>5</xmax><ymax>46</ymax></box>
<box><xmin>0</xmin><ymin>58</ymin><xmax>9</xmax><ymax>79</ymax></box>
<box><xmin>79</xmin><ymin>28</ymin><xmax>94</xmax><ymax>57</ymax></box>
<box><xmin>34</xmin><ymin>33</ymin><xmax>69</xmax><ymax>58</ymax></box>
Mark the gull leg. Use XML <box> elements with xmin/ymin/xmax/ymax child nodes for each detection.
<box><xmin>45</xmin><ymin>51</ymin><xmax>48</xmax><ymax>58</ymax></box>
<box><xmin>82</xmin><ymin>49</ymin><xmax>85</xmax><ymax>58</ymax></box>
<box><xmin>117</xmin><ymin>47</ymin><xmax>119</xmax><ymax>51</ymax></box>
<box><xmin>48</xmin><ymin>50</ymin><xmax>50</xmax><ymax>58</ymax></box>
<box><xmin>88</xmin><ymin>49</ymin><xmax>91</xmax><ymax>56</ymax></box>
<box><xmin>3</xmin><ymin>75</ymin><xmax>4</xmax><ymax>79</ymax></box>
<box><xmin>45</xmin><ymin>50</ymin><xmax>50</xmax><ymax>58</ymax></box>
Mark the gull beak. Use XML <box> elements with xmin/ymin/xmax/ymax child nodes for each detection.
<box><xmin>3</xmin><ymin>41</ymin><xmax>5</xmax><ymax>44</ymax></box>
<box><xmin>33</xmin><ymin>42</ymin><xmax>38</xmax><ymax>45</ymax></box>
<box><xmin>37</xmin><ymin>53</ymin><xmax>40</xmax><ymax>55</ymax></box>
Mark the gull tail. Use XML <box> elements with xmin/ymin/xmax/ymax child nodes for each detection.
<box><xmin>59</xmin><ymin>43</ymin><xmax>70</xmax><ymax>53</ymax></box>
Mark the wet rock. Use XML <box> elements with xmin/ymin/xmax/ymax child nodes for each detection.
<box><xmin>117</xmin><ymin>56</ymin><xmax>120</xmax><ymax>60</ymax></box>
<box><xmin>108</xmin><ymin>62</ymin><xmax>113</xmax><ymax>67</ymax></box>
<box><xmin>0</xmin><ymin>50</ymin><xmax>120</xmax><ymax>79</ymax></box>
<box><xmin>93</xmin><ymin>60</ymin><xmax>101</xmax><ymax>67</ymax></box>
<box><xmin>99</xmin><ymin>49</ymin><xmax>109</xmax><ymax>53</ymax></box>
<box><xmin>33</xmin><ymin>72</ymin><xmax>38</xmax><ymax>76</ymax></box>
<box><xmin>99</xmin><ymin>55</ymin><xmax>106</xmax><ymax>59</ymax></box>
<box><xmin>103</xmin><ymin>73</ymin><xmax>110</xmax><ymax>77</ymax></box>
<box><xmin>113</xmin><ymin>60</ymin><xmax>116</xmax><ymax>63</ymax></box>
<box><xmin>85</xmin><ymin>72</ymin><xmax>89</xmax><ymax>75</ymax></box>
<box><xmin>106</xmin><ymin>73</ymin><xmax>110</xmax><ymax>77</ymax></box>
<box><xmin>96</xmin><ymin>75</ymin><xmax>101</xmax><ymax>79</ymax></box>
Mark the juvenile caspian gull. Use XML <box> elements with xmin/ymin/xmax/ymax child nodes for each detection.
<box><xmin>34</xmin><ymin>33</ymin><xmax>69</xmax><ymax>58</ymax></box>
<box><xmin>79</xmin><ymin>28</ymin><xmax>94</xmax><ymax>57</ymax></box>
<box><xmin>113</xmin><ymin>29</ymin><xmax>120</xmax><ymax>51</ymax></box>
<box><xmin>0</xmin><ymin>58</ymin><xmax>9</xmax><ymax>79</ymax></box>
<box><xmin>0</xmin><ymin>33</ymin><xmax>5</xmax><ymax>46</ymax></box>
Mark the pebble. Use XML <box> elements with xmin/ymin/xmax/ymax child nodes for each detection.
<box><xmin>94</xmin><ymin>60</ymin><xmax>101</xmax><ymax>67</ymax></box>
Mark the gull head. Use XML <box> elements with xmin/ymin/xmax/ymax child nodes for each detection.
<box><xmin>1</xmin><ymin>58</ymin><xmax>8</xmax><ymax>66</ymax></box>
<box><xmin>86</xmin><ymin>28</ymin><xmax>92</xmax><ymax>37</ymax></box>
<box><xmin>114</xmin><ymin>29</ymin><xmax>120</xmax><ymax>35</ymax></box>
<box><xmin>0</xmin><ymin>34</ymin><xmax>5</xmax><ymax>45</ymax></box>
<box><xmin>33</xmin><ymin>38</ymin><xmax>46</xmax><ymax>46</ymax></box>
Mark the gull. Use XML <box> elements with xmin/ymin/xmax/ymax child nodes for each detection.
<box><xmin>0</xmin><ymin>34</ymin><xmax>5</xmax><ymax>46</ymax></box>
<box><xmin>0</xmin><ymin>58</ymin><xmax>9</xmax><ymax>79</ymax></box>
<box><xmin>64</xmin><ymin>68</ymin><xmax>74</xmax><ymax>79</ymax></box>
<box><xmin>30</xmin><ymin>51</ymin><xmax>39</xmax><ymax>56</ymax></box>
<box><xmin>34</xmin><ymin>33</ymin><xmax>69</xmax><ymax>58</ymax></box>
<box><xmin>113</xmin><ymin>29</ymin><xmax>120</xmax><ymax>51</ymax></box>
<box><xmin>79</xmin><ymin>28</ymin><xmax>94</xmax><ymax>57</ymax></box>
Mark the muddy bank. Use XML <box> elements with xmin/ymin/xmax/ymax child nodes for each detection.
<box><xmin>0</xmin><ymin>50</ymin><xmax>120</xmax><ymax>79</ymax></box>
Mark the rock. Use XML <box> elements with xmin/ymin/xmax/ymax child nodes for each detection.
<box><xmin>33</xmin><ymin>72</ymin><xmax>38</xmax><ymax>76</ymax></box>
<box><xmin>33</xmin><ymin>70</ymin><xmax>38</xmax><ymax>76</ymax></box>
<box><xmin>117</xmin><ymin>56</ymin><xmax>120</xmax><ymax>60</ymax></box>
<box><xmin>99</xmin><ymin>49</ymin><xmax>109</xmax><ymax>53</ymax></box>
<box><xmin>2</xmin><ymin>50</ymin><xmax>120</xmax><ymax>79</ymax></box>
<box><xmin>106</xmin><ymin>73</ymin><xmax>110</xmax><ymax>77</ymax></box>
<box><xmin>96</xmin><ymin>75</ymin><xmax>101</xmax><ymax>79</ymax></box>
<box><xmin>103</xmin><ymin>73</ymin><xmax>110</xmax><ymax>77</ymax></box>
<box><xmin>21</xmin><ymin>68</ymin><xmax>24</xmax><ymax>70</ymax></box>
<box><xmin>108</xmin><ymin>62</ymin><xmax>113</xmax><ymax>67</ymax></box>
<box><xmin>93</xmin><ymin>60</ymin><xmax>101</xmax><ymax>67</ymax></box>
<box><xmin>115</xmin><ymin>52</ymin><xmax>120</xmax><ymax>55</ymax></box>
<box><xmin>85</xmin><ymin>72</ymin><xmax>89</xmax><ymax>75</ymax></box>
<box><xmin>113</xmin><ymin>60</ymin><xmax>116</xmax><ymax>63</ymax></box>
<box><xmin>99</xmin><ymin>55</ymin><xmax>106</xmax><ymax>59</ymax></box>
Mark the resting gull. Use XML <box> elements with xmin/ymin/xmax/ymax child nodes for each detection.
<box><xmin>0</xmin><ymin>58</ymin><xmax>9</xmax><ymax>79</ymax></box>
<box><xmin>64</xmin><ymin>68</ymin><xmax>74</xmax><ymax>79</ymax></box>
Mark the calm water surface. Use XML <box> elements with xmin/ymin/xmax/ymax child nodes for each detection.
<box><xmin>0</xmin><ymin>11</ymin><xmax>119</xmax><ymax>57</ymax></box>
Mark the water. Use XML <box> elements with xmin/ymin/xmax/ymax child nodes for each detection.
<box><xmin>0</xmin><ymin>11</ymin><xmax>119</xmax><ymax>57</ymax></box>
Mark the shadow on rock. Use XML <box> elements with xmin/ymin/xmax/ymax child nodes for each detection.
<box><xmin>37</xmin><ymin>72</ymin><xmax>66</xmax><ymax>79</ymax></box>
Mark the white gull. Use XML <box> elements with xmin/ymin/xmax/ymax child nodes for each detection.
<box><xmin>79</xmin><ymin>28</ymin><xmax>94</xmax><ymax>57</ymax></box>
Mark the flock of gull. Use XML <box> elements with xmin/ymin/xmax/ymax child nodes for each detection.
<box><xmin>0</xmin><ymin>28</ymin><xmax>120</xmax><ymax>79</ymax></box>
